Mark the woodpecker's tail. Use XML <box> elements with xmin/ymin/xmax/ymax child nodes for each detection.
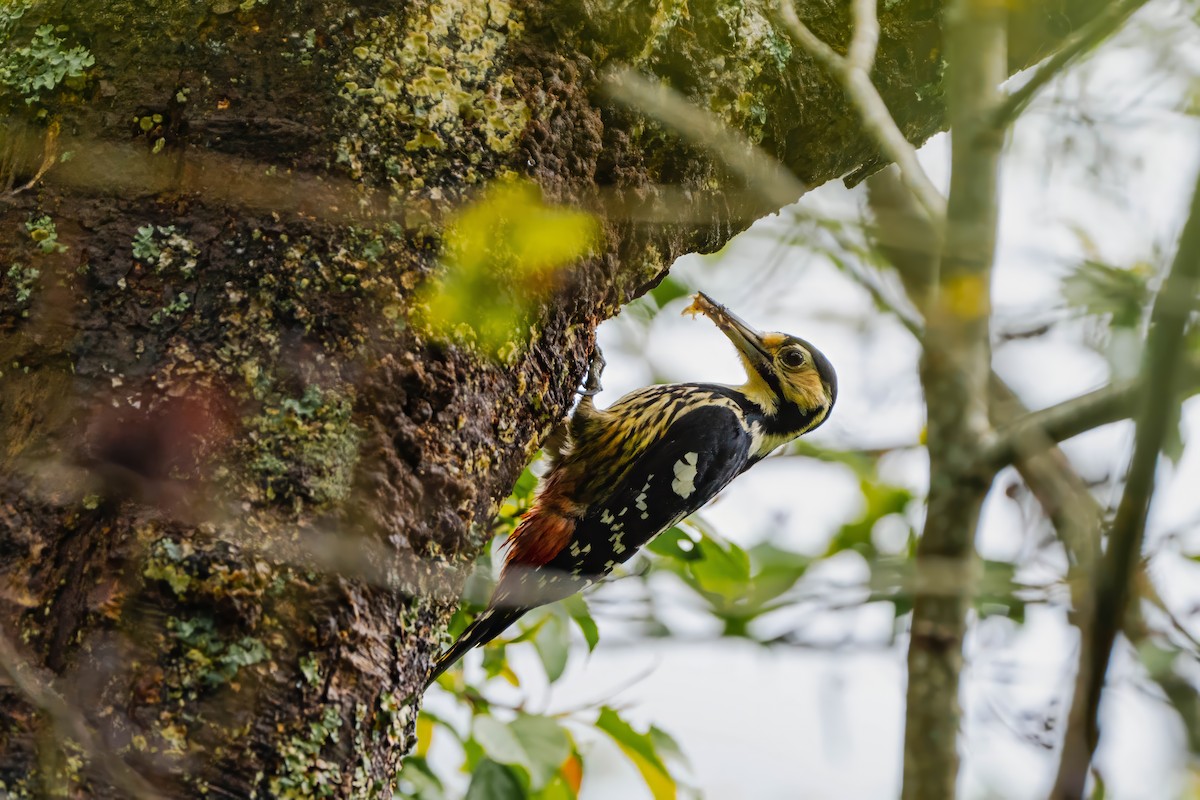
<box><xmin>424</xmin><ymin>604</ymin><xmax>526</xmax><ymax>689</ymax></box>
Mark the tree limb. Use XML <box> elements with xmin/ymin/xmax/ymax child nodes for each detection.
<box><xmin>1051</xmin><ymin>158</ymin><xmax>1200</xmax><ymax>800</ymax></box>
<box><xmin>987</xmin><ymin>0</ymin><xmax>1151</xmax><ymax>130</ymax></box>
<box><xmin>980</xmin><ymin>362</ymin><xmax>1200</xmax><ymax>472</ymax></box>
<box><xmin>777</xmin><ymin>0</ymin><xmax>947</xmax><ymax>222</ymax></box>
<box><xmin>600</xmin><ymin>68</ymin><xmax>808</xmax><ymax>211</ymax></box>
<box><xmin>902</xmin><ymin>1</ymin><xmax>1007</xmax><ymax>796</ymax></box>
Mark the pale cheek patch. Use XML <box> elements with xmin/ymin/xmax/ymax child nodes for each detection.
<box><xmin>785</xmin><ymin>370</ymin><xmax>826</xmax><ymax>410</ymax></box>
<box><xmin>671</xmin><ymin>452</ymin><xmax>700</xmax><ymax>498</ymax></box>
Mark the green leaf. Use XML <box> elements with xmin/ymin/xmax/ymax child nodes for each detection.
<box><xmin>649</xmin><ymin>725</ymin><xmax>689</xmax><ymax>769</ymax></box>
<box><xmin>596</xmin><ymin>708</ymin><xmax>677</xmax><ymax>800</ymax></box>
<box><xmin>647</xmin><ymin>275</ymin><xmax>690</xmax><ymax>308</ymax></box>
<box><xmin>474</xmin><ymin>716</ymin><xmax>526</xmax><ymax>767</ymax></box>
<box><xmin>512</xmin><ymin>466</ymin><xmax>539</xmax><ymax>500</ymax></box>
<box><xmin>1061</xmin><ymin>258</ymin><xmax>1150</xmax><ymax>329</ymax></box>
<box><xmin>561</xmin><ymin>594</ymin><xmax>599</xmax><ymax>653</ymax></box>
<box><xmin>646</xmin><ymin>527</ymin><xmax>701</xmax><ymax>562</ymax></box>
<box><xmin>397</xmin><ymin>756</ymin><xmax>444</xmax><ymax>800</ymax></box>
<box><xmin>473</xmin><ymin>714</ymin><xmax>571</xmax><ymax>791</ymax></box>
<box><xmin>417</xmin><ymin>180</ymin><xmax>600</xmax><ymax>357</ymax></box>
<box><xmin>533</xmin><ymin>610</ymin><xmax>570</xmax><ymax>682</ymax></box>
<box><xmin>465</xmin><ymin>759</ymin><xmax>525</xmax><ymax>800</ymax></box>
<box><xmin>510</xmin><ymin>714</ymin><xmax>571</xmax><ymax>789</ymax></box>
<box><xmin>533</xmin><ymin>775</ymin><xmax>577</xmax><ymax>800</ymax></box>
<box><xmin>687</xmin><ymin>535</ymin><xmax>751</xmax><ymax>600</ymax></box>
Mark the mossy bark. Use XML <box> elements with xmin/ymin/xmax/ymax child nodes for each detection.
<box><xmin>0</xmin><ymin>0</ymin><xmax>1105</xmax><ymax>796</ymax></box>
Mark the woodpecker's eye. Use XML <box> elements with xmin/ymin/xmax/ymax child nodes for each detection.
<box><xmin>780</xmin><ymin>349</ymin><xmax>806</xmax><ymax>369</ymax></box>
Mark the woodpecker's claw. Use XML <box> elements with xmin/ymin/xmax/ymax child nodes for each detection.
<box><xmin>578</xmin><ymin>347</ymin><xmax>606</xmax><ymax>397</ymax></box>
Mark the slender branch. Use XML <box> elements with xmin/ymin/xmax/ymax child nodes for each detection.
<box><xmin>0</xmin><ymin>629</ymin><xmax>162</xmax><ymax>800</ymax></box>
<box><xmin>847</xmin><ymin>0</ymin><xmax>881</xmax><ymax>73</ymax></box>
<box><xmin>988</xmin><ymin>0</ymin><xmax>1151</xmax><ymax>130</ymax></box>
<box><xmin>979</xmin><ymin>362</ymin><xmax>1200</xmax><ymax>471</ymax></box>
<box><xmin>901</xmin><ymin>1</ymin><xmax>1006</xmax><ymax>797</ymax></box>
<box><xmin>777</xmin><ymin>0</ymin><xmax>947</xmax><ymax>222</ymax></box>
<box><xmin>600</xmin><ymin>67</ymin><xmax>808</xmax><ymax>211</ymax></box>
<box><xmin>1052</xmin><ymin>159</ymin><xmax>1200</xmax><ymax>800</ymax></box>
<box><xmin>865</xmin><ymin>166</ymin><xmax>1102</xmax><ymax>569</ymax></box>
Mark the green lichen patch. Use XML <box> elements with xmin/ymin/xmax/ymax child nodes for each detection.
<box><xmin>348</xmin><ymin>692</ymin><xmax>417</xmax><ymax>799</ymax></box>
<box><xmin>245</xmin><ymin>384</ymin><xmax>363</xmax><ymax>508</ymax></box>
<box><xmin>150</xmin><ymin>290</ymin><xmax>192</xmax><ymax>324</ymax></box>
<box><xmin>266</xmin><ymin>705</ymin><xmax>345</xmax><ymax>799</ymax></box>
<box><xmin>333</xmin><ymin>0</ymin><xmax>529</xmax><ymax>190</ymax></box>
<box><xmin>25</xmin><ymin>214</ymin><xmax>65</xmax><ymax>254</ymax></box>
<box><xmin>132</xmin><ymin>224</ymin><xmax>199</xmax><ymax>277</ymax></box>
<box><xmin>166</xmin><ymin>614</ymin><xmax>269</xmax><ymax>693</ymax></box>
<box><xmin>0</xmin><ymin>1</ymin><xmax>94</xmax><ymax>108</ymax></box>
<box><xmin>5</xmin><ymin>264</ymin><xmax>39</xmax><ymax>311</ymax></box>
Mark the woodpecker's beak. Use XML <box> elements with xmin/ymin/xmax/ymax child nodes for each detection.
<box><xmin>685</xmin><ymin>292</ymin><xmax>773</xmax><ymax>370</ymax></box>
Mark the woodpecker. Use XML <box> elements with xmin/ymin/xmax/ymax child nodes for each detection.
<box><xmin>425</xmin><ymin>292</ymin><xmax>837</xmax><ymax>688</ymax></box>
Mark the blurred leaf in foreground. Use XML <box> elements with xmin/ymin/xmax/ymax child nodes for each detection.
<box><xmin>417</xmin><ymin>180</ymin><xmax>600</xmax><ymax>360</ymax></box>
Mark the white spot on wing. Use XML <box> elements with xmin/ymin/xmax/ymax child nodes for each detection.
<box><xmin>672</xmin><ymin>451</ymin><xmax>699</xmax><ymax>498</ymax></box>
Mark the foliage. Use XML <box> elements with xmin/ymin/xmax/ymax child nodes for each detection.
<box><xmin>407</xmin><ymin>463</ymin><xmax>689</xmax><ymax>800</ymax></box>
<box><xmin>5</xmin><ymin>263</ymin><xmax>39</xmax><ymax>310</ymax></box>
<box><xmin>416</xmin><ymin>180</ymin><xmax>600</xmax><ymax>359</ymax></box>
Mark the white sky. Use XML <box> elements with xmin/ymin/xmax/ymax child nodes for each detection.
<box><xmin>424</xmin><ymin>3</ymin><xmax>1200</xmax><ymax>798</ymax></box>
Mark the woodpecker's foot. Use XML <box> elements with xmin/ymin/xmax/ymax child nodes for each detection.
<box><xmin>578</xmin><ymin>347</ymin><xmax>606</xmax><ymax>397</ymax></box>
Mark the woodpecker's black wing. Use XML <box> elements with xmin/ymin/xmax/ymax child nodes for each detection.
<box><xmin>424</xmin><ymin>402</ymin><xmax>754</xmax><ymax>689</ymax></box>
<box><xmin>546</xmin><ymin>401</ymin><xmax>754</xmax><ymax>580</ymax></box>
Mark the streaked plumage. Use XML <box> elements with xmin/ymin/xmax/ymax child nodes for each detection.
<box><xmin>425</xmin><ymin>293</ymin><xmax>837</xmax><ymax>688</ymax></box>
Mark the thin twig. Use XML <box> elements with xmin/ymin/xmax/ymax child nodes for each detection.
<box><xmin>0</xmin><ymin>629</ymin><xmax>162</xmax><ymax>800</ymax></box>
<box><xmin>979</xmin><ymin>362</ymin><xmax>1200</xmax><ymax>471</ymax></box>
<box><xmin>988</xmin><ymin>0</ymin><xmax>1151</xmax><ymax>130</ymax></box>
<box><xmin>601</xmin><ymin>67</ymin><xmax>808</xmax><ymax>211</ymax></box>
<box><xmin>1052</xmin><ymin>159</ymin><xmax>1200</xmax><ymax>800</ymax></box>
<box><xmin>776</xmin><ymin>0</ymin><xmax>946</xmax><ymax>222</ymax></box>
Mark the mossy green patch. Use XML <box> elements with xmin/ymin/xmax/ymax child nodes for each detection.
<box><xmin>132</xmin><ymin>224</ymin><xmax>199</xmax><ymax>277</ymax></box>
<box><xmin>245</xmin><ymin>384</ymin><xmax>362</xmax><ymax>509</ymax></box>
<box><xmin>266</xmin><ymin>705</ymin><xmax>345</xmax><ymax>799</ymax></box>
<box><xmin>25</xmin><ymin>214</ymin><xmax>65</xmax><ymax>254</ymax></box>
<box><xmin>5</xmin><ymin>264</ymin><xmax>39</xmax><ymax>311</ymax></box>
<box><xmin>333</xmin><ymin>0</ymin><xmax>529</xmax><ymax>191</ymax></box>
<box><xmin>0</xmin><ymin>2</ymin><xmax>94</xmax><ymax>108</ymax></box>
<box><xmin>166</xmin><ymin>614</ymin><xmax>269</xmax><ymax>692</ymax></box>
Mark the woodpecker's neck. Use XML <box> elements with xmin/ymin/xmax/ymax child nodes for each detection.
<box><xmin>707</xmin><ymin>383</ymin><xmax>830</xmax><ymax>460</ymax></box>
<box><xmin>734</xmin><ymin>388</ymin><xmax>830</xmax><ymax>460</ymax></box>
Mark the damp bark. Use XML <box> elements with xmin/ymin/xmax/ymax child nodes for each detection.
<box><xmin>0</xmin><ymin>0</ymin><xmax>1109</xmax><ymax>796</ymax></box>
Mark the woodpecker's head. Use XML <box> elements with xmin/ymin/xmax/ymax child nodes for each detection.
<box><xmin>685</xmin><ymin>292</ymin><xmax>837</xmax><ymax>433</ymax></box>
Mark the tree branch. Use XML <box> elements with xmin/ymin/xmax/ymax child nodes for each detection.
<box><xmin>600</xmin><ymin>68</ymin><xmax>808</xmax><ymax>211</ymax></box>
<box><xmin>1052</xmin><ymin>159</ymin><xmax>1200</xmax><ymax>800</ymax></box>
<box><xmin>777</xmin><ymin>0</ymin><xmax>947</xmax><ymax>222</ymax></box>
<box><xmin>980</xmin><ymin>362</ymin><xmax>1200</xmax><ymax>471</ymax></box>
<box><xmin>902</xmin><ymin>1</ymin><xmax>1006</xmax><ymax>796</ymax></box>
<box><xmin>865</xmin><ymin>164</ymin><xmax>1103</xmax><ymax>571</ymax></box>
<box><xmin>987</xmin><ymin>0</ymin><xmax>1151</xmax><ymax>130</ymax></box>
<box><xmin>0</xmin><ymin>629</ymin><xmax>161</xmax><ymax>800</ymax></box>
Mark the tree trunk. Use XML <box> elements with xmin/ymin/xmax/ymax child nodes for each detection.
<box><xmin>0</xmin><ymin>0</ymin><xmax>1107</xmax><ymax>796</ymax></box>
